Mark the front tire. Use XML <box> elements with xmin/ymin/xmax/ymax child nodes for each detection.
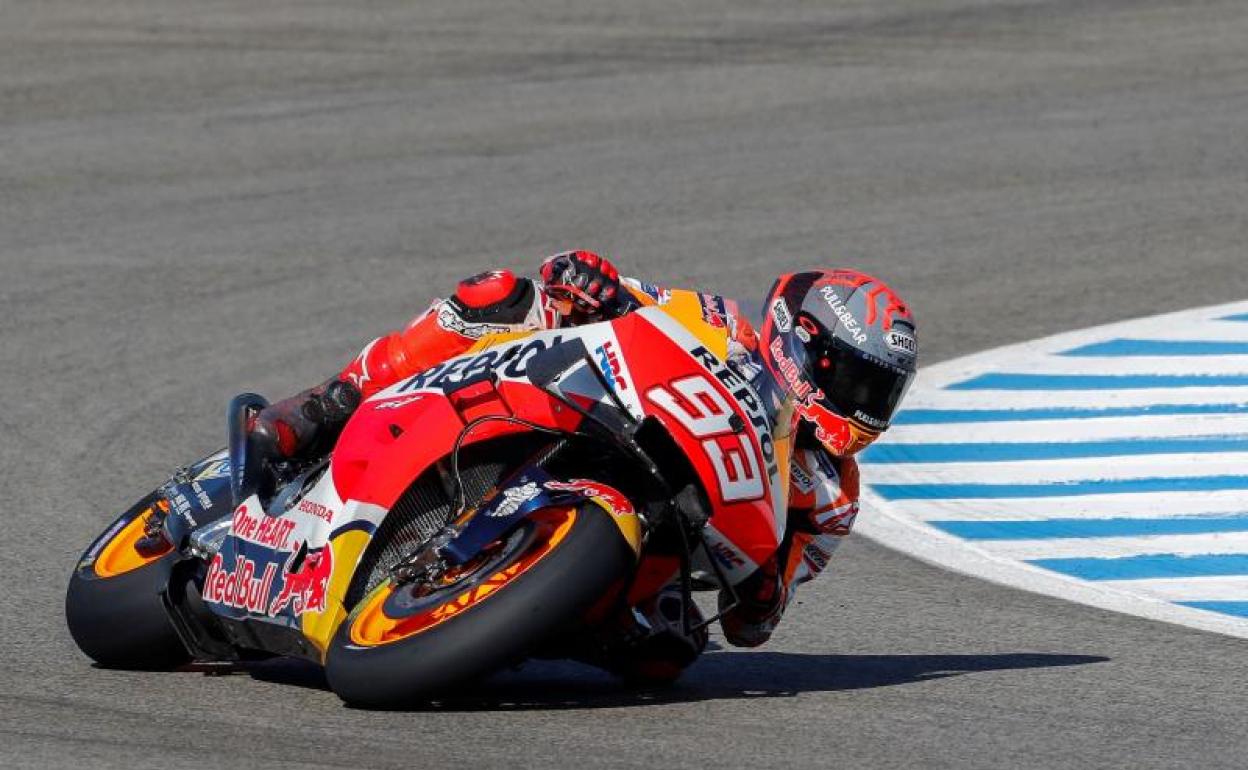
<box><xmin>65</xmin><ymin>494</ymin><xmax>189</xmax><ymax>670</ymax></box>
<box><xmin>325</xmin><ymin>503</ymin><xmax>632</xmax><ymax>708</ymax></box>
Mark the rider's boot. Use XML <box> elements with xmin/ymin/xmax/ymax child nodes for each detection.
<box><xmin>717</xmin><ymin>554</ymin><xmax>787</xmax><ymax>648</ymax></box>
<box><xmin>584</xmin><ymin>585</ymin><xmax>709</xmax><ymax>684</ymax></box>
<box><xmin>248</xmin><ymin>378</ymin><xmax>361</xmax><ymax>486</ymax></box>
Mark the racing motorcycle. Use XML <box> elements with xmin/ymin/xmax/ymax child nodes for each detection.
<box><xmin>66</xmin><ymin>291</ymin><xmax>791</xmax><ymax>708</ymax></box>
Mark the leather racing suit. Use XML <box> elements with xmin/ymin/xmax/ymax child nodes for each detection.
<box><xmin>251</xmin><ymin>252</ymin><xmax>861</xmax><ymax>665</ymax></box>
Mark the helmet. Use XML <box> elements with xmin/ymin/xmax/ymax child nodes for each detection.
<box><xmin>759</xmin><ymin>269</ymin><xmax>918</xmax><ymax>456</ymax></box>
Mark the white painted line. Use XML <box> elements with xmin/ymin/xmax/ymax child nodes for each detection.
<box><xmin>984</xmin><ymin>531</ymin><xmax>1248</xmax><ymax>560</ymax></box>
<box><xmin>903</xmin><ymin>387</ymin><xmax>1248</xmax><ymax>410</ymax></box>
<box><xmin>887</xmin><ymin>491</ymin><xmax>1248</xmax><ymax>521</ymax></box>
<box><xmin>1000</xmin><ymin>356</ymin><xmax>1248</xmax><ymax>376</ymax></box>
<box><xmin>886</xmin><ymin>413</ymin><xmax>1248</xmax><ymax>444</ymax></box>
<box><xmin>866</xmin><ymin>453</ymin><xmax>1248</xmax><ymax>486</ymax></box>
<box><xmin>1099</xmin><ymin>576</ymin><xmax>1248</xmax><ymax>602</ymax></box>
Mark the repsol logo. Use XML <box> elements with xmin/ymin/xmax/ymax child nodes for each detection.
<box><xmin>689</xmin><ymin>345</ymin><xmax>779</xmax><ymax>483</ymax></box>
<box><xmin>397</xmin><ymin>335</ymin><xmax>565</xmax><ymax>392</ymax></box>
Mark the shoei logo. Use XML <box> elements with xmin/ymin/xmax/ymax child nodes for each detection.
<box><xmin>885</xmin><ymin>329</ymin><xmax>918</xmax><ymax>357</ymax></box>
<box><xmin>819</xmin><ymin>286</ymin><xmax>868</xmax><ymax>345</ymax></box>
<box><xmin>770</xmin><ymin>297</ymin><xmax>793</xmax><ymax>333</ymax></box>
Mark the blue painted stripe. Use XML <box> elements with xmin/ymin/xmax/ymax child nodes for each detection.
<box><xmin>872</xmin><ymin>475</ymin><xmax>1248</xmax><ymax>500</ymax></box>
<box><xmin>1222</xmin><ymin>313</ymin><xmax>1248</xmax><ymax>322</ymax></box>
<box><xmin>929</xmin><ymin>517</ymin><xmax>1248</xmax><ymax>540</ymax></box>
<box><xmin>947</xmin><ymin>373</ymin><xmax>1248</xmax><ymax>391</ymax></box>
<box><xmin>1060</xmin><ymin>339</ymin><xmax>1248</xmax><ymax>357</ymax></box>
<box><xmin>1028</xmin><ymin>554</ymin><xmax>1248</xmax><ymax>581</ymax></box>
<box><xmin>861</xmin><ymin>435</ymin><xmax>1248</xmax><ymax>464</ymax></box>
<box><xmin>892</xmin><ymin>403</ymin><xmax>1248</xmax><ymax>425</ymax></box>
<box><xmin>1180</xmin><ymin>601</ymin><xmax>1248</xmax><ymax>619</ymax></box>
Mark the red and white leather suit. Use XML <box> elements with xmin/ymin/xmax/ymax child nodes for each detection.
<box><xmin>259</xmin><ymin>255</ymin><xmax>860</xmax><ymax>648</ymax></box>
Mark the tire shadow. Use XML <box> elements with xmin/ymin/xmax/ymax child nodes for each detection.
<box><xmin>241</xmin><ymin>650</ymin><xmax>1109</xmax><ymax>711</ymax></box>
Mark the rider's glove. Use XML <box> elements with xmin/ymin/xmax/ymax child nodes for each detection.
<box><xmin>540</xmin><ymin>250</ymin><xmax>625</xmax><ymax>321</ymax></box>
<box><xmin>302</xmin><ymin>378</ymin><xmax>362</xmax><ymax>428</ymax></box>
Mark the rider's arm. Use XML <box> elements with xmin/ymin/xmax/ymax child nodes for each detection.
<box><xmin>719</xmin><ymin>449</ymin><xmax>860</xmax><ymax>647</ymax></box>
<box><xmin>778</xmin><ymin>450</ymin><xmax>861</xmax><ymax>591</ymax></box>
<box><xmin>340</xmin><ymin>270</ymin><xmax>550</xmax><ymax>397</ymax></box>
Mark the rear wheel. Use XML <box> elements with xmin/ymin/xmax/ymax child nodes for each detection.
<box><xmin>65</xmin><ymin>493</ymin><xmax>189</xmax><ymax>670</ymax></box>
<box><xmin>325</xmin><ymin>503</ymin><xmax>633</xmax><ymax>708</ymax></box>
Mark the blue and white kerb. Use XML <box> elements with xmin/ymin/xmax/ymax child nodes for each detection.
<box><xmin>858</xmin><ymin>300</ymin><xmax>1248</xmax><ymax>639</ymax></box>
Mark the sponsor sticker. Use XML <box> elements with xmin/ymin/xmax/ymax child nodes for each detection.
<box><xmin>769</xmin><ymin>337</ymin><xmax>818</xmax><ymax>402</ymax></box>
<box><xmin>595</xmin><ymin>340</ymin><xmax>629</xmax><ymax>391</ymax></box>
<box><xmin>296</xmin><ymin>498</ymin><xmax>335</xmax><ymax>523</ymax></box>
<box><xmin>770</xmin><ymin>298</ymin><xmax>793</xmax><ymax>333</ymax></box>
<box><xmin>203</xmin><ymin>554</ymin><xmax>279</xmax><ymax>614</ymax></box>
<box><xmin>269</xmin><ymin>545</ymin><xmax>333</xmax><ymax>616</ymax></box>
<box><xmin>193</xmin><ymin>458</ymin><xmax>231</xmax><ymax>481</ymax></box>
<box><xmin>545</xmin><ymin>479</ymin><xmax>635</xmax><ymax>517</ymax></box>
<box><xmin>231</xmin><ymin>504</ymin><xmax>297</xmax><ymax>550</ymax></box>
<box><xmin>884</xmin><ymin>329</ymin><xmax>918</xmax><ymax>357</ymax></box>
<box><xmin>485</xmin><ymin>482</ymin><xmax>541</xmax><ymax>518</ymax></box>
<box><xmin>789</xmin><ymin>460</ymin><xmax>817</xmax><ymax>494</ymax></box>
<box><xmin>698</xmin><ymin>293</ymin><xmax>729</xmax><ymax>329</ymax></box>
<box><xmin>629</xmin><ymin>279</ymin><xmax>672</xmax><ymax>306</ymax></box>
<box><xmin>819</xmin><ymin>286</ymin><xmax>868</xmax><ymax>345</ymax></box>
<box><xmin>436</xmin><ymin>305</ymin><xmax>511</xmax><ymax>340</ymax></box>
<box><xmin>396</xmin><ymin>334</ymin><xmax>566</xmax><ymax>393</ymax></box>
<box><xmin>372</xmin><ymin>394</ymin><xmax>425</xmax><ymax>411</ymax></box>
<box><xmin>710</xmin><ymin>540</ymin><xmax>747</xmax><ymax>570</ymax></box>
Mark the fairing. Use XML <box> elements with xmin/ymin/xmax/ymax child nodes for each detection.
<box><xmin>198</xmin><ymin>290</ymin><xmax>789</xmax><ymax>657</ymax></box>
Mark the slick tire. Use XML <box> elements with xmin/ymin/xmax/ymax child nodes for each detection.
<box><xmin>326</xmin><ymin>503</ymin><xmax>632</xmax><ymax>709</ymax></box>
<box><xmin>65</xmin><ymin>495</ymin><xmax>190</xmax><ymax>670</ymax></box>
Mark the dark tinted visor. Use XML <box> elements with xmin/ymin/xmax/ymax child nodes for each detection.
<box><xmin>815</xmin><ymin>339</ymin><xmax>914</xmax><ymax>430</ymax></box>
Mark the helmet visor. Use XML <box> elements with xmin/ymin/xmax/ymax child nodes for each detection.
<box><xmin>815</xmin><ymin>339</ymin><xmax>915</xmax><ymax>430</ymax></box>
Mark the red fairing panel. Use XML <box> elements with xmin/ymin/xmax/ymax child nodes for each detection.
<box><xmin>613</xmin><ymin>313</ymin><xmax>782</xmax><ymax>567</ymax></box>
<box><xmin>331</xmin><ymin>382</ymin><xmax>580</xmax><ymax>509</ymax></box>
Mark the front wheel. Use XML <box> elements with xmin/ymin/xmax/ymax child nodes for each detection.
<box><xmin>65</xmin><ymin>493</ymin><xmax>189</xmax><ymax>670</ymax></box>
<box><xmin>325</xmin><ymin>503</ymin><xmax>633</xmax><ymax>708</ymax></box>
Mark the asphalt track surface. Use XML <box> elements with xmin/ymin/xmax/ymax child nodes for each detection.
<box><xmin>3</xmin><ymin>1</ymin><xmax>1247</xmax><ymax>768</ymax></box>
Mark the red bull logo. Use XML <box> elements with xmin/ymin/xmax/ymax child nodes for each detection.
<box><xmin>545</xmin><ymin>479</ymin><xmax>635</xmax><ymax>517</ymax></box>
<box><xmin>203</xmin><ymin>554</ymin><xmax>278</xmax><ymax>614</ymax></box>
<box><xmin>795</xmin><ymin>395</ymin><xmax>852</xmax><ymax>454</ymax></box>
<box><xmin>769</xmin><ymin>337</ymin><xmax>816</xmax><ymax>402</ymax></box>
<box><xmin>269</xmin><ymin>543</ymin><xmax>334</xmax><ymax>616</ymax></box>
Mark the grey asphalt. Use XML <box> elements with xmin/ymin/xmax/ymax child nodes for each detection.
<box><xmin>3</xmin><ymin>1</ymin><xmax>1247</xmax><ymax>768</ymax></box>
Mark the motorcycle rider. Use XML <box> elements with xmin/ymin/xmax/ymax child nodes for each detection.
<box><xmin>249</xmin><ymin>250</ymin><xmax>919</xmax><ymax>678</ymax></box>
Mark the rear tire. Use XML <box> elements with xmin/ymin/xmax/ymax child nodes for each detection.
<box><xmin>325</xmin><ymin>503</ymin><xmax>632</xmax><ymax>708</ymax></box>
<box><xmin>65</xmin><ymin>495</ymin><xmax>190</xmax><ymax>670</ymax></box>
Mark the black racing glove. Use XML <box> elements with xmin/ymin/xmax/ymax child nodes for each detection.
<box><xmin>540</xmin><ymin>250</ymin><xmax>625</xmax><ymax>321</ymax></box>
